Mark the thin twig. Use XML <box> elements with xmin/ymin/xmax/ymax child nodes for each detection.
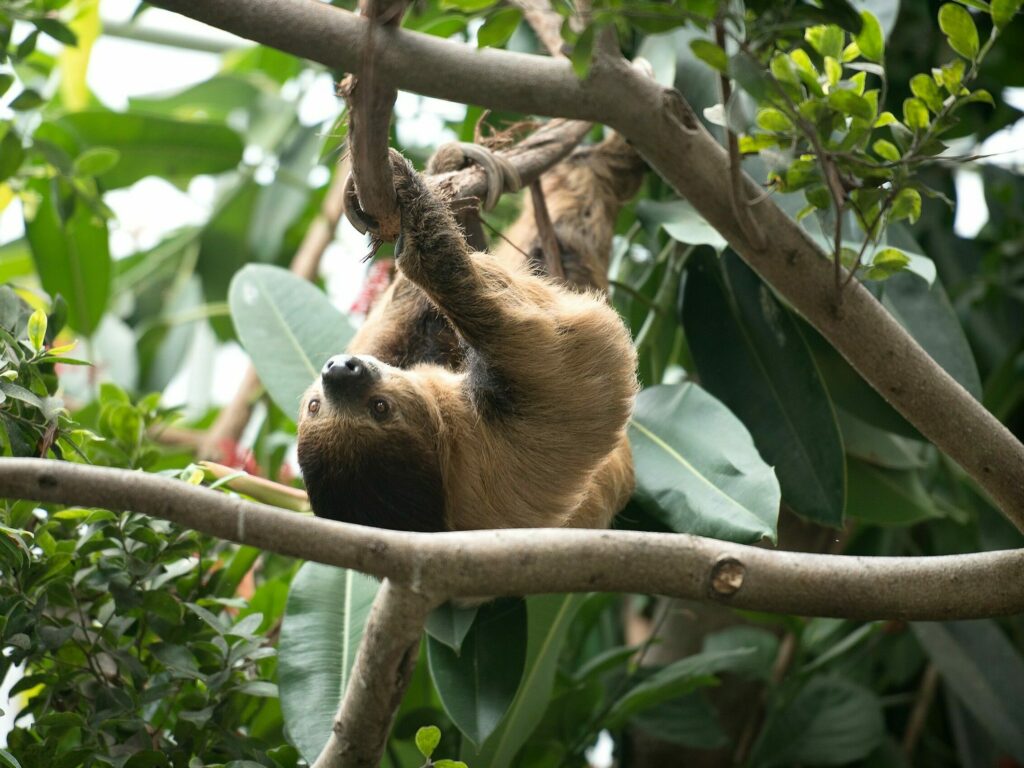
<box><xmin>529</xmin><ymin>180</ymin><xmax>565</xmax><ymax>279</ymax></box>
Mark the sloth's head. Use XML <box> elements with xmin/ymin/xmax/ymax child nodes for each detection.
<box><xmin>296</xmin><ymin>354</ymin><xmax>447</xmax><ymax>531</ymax></box>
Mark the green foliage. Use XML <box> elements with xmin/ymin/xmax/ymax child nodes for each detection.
<box><xmin>3</xmin><ymin>1</ymin><xmax>1024</xmax><ymax>767</ymax></box>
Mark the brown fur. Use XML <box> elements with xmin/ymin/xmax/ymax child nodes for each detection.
<box><xmin>297</xmin><ymin>137</ymin><xmax>644</xmax><ymax>531</ymax></box>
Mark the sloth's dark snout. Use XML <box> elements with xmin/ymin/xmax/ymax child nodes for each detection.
<box><xmin>322</xmin><ymin>355</ymin><xmax>378</xmax><ymax>399</ymax></box>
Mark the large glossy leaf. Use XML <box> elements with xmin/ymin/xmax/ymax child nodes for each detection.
<box><xmin>425</xmin><ymin>602</ymin><xmax>479</xmax><ymax>653</ymax></box>
<box><xmin>837</xmin><ymin>411</ymin><xmax>929</xmax><ymax>470</ymax></box>
<box><xmin>682</xmin><ymin>251</ymin><xmax>845</xmax><ymax>526</ymax></box>
<box><xmin>912</xmin><ymin>621</ymin><xmax>1024</xmax><ymax>761</ymax></box>
<box><xmin>57</xmin><ymin>111</ymin><xmax>243</xmax><ymax>189</ymax></box>
<box><xmin>604</xmin><ymin>647</ymin><xmax>755</xmax><ymax>727</ymax></box>
<box><xmin>801</xmin><ymin>321</ymin><xmax>920</xmax><ymax>438</ymax></box>
<box><xmin>846</xmin><ymin>459</ymin><xmax>941</xmax><ymax>526</ymax></box>
<box><xmin>751</xmin><ymin>676</ymin><xmax>886</xmax><ymax>767</ymax></box>
<box><xmin>23</xmin><ymin>178</ymin><xmax>110</xmax><ymax>335</ymax></box>
<box><xmin>636</xmin><ymin>199</ymin><xmax>728</xmax><ymax>251</ymax></box>
<box><xmin>468</xmin><ymin>594</ymin><xmax>585</xmax><ymax>768</ymax></box>
<box><xmin>629</xmin><ymin>383</ymin><xmax>780</xmax><ymax>544</ymax></box>
<box><xmin>128</xmin><ymin>75</ymin><xmax>264</xmax><ymax>121</ymax></box>
<box><xmin>874</xmin><ymin>272</ymin><xmax>982</xmax><ymax>400</ymax></box>
<box><xmin>277</xmin><ymin>563</ymin><xmax>380</xmax><ymax>764</ymax></box>
<box><xmin>631</xmin><ymin>692</ymin><xmax>728</xmax><ymax>749</ymax></box>
<box><xmin>229</xmin><ymin>264</ymin><xmax>355</xmax><ymax>417</ymax></box>
<box><xmin>428</xmin><ymin>598</ymin><xmax>527</xmax><ymax>747</ymax></box>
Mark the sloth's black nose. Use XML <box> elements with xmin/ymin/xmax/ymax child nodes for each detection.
<box><xmin>322</xmin><ymin>355</ymin><xmax>366</xmax><ymax>384</ymax></box>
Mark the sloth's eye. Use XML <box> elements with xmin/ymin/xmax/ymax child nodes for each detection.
<box><xmin>307</xmin><ymin>398</ymin><xmax>320</xmax><ymax>416</ymax></box>
<box><xmin>369</xmin><ymin>397</ymin><xmax>390</xmax><ymax>420</ymax></box>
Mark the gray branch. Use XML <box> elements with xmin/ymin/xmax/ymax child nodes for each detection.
<box><xmin>3</xmin><ymin>459</ymin><xmax>1023</xmax><ymax>621</ymax></box>
<box><xmin>145</xmin><ymin>0</ymin><xmax>1024</xmax><ymax>530</ymax></box>
<box><xmin>312</xmin><ymin>580</ymin><xmax>436</xmax><ymax>768</ymax></box>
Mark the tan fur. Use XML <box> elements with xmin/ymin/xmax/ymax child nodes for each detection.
<box><xmin>297</xmin><ymin>136</ymin><xmax>644</xmax><ymax>531</ymax></box>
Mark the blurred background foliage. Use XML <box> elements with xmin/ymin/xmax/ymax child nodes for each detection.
<box><xmin>1</xmin><ymin>0</ymin><xmax>1023</xmax><ymax>766</ymax></box>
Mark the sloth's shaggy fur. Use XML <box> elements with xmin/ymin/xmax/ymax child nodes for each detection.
<box><xmin>297</xmin><ymin>137</ymin><xmax>644</xmax><ymax>531</ymax></box>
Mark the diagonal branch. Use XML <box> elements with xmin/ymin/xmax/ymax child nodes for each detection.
<box><xmin>145</xmin><ymin>0</ymin><xmax>1024</xmax><ymax>530</ymax></box>
<box><xmin>4</xmin><ymin>459</ymin><xmax>1024</xmax><ymax>621</ymax></box>
<box><xmin>312</xmin><ymin>580</ymin><xmax>436</xmax><ymax>768</ymax></box>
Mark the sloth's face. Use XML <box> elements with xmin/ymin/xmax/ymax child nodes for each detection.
<box><xmin>296</xmin><ymin>354</ymin><xmax>447</xmax><ymax>531</ymax></box>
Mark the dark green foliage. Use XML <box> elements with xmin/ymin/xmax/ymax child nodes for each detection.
<box><xmin>2</xmin><ymin>0</ymin><xmax>1024</xmax><ymax>766</ymax></box>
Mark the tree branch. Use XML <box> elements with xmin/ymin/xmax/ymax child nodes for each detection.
<box><xmin>144</xmin><ymin>0</ymin><xmax>1024</xmax><ymax>530</ymax></box>
<box><xmin>312</xmin><ymin>580</ymin><xmax>436</xmax><ymax>768</ymax></box>
<box><xmin>4</xmin><ymin>459</ymin><xmax>1024</xmax><ymax>621</ymax></box>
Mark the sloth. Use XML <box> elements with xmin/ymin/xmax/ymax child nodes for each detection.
<box><xmin>296</xmin><ymin>136</ymin><xmax>644</xmax><ymax>532</ymax></box>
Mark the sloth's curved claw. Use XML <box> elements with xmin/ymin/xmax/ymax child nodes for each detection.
<box><xmin>343</xmin><ymin>172</ymin><xmax>375</xmax><ymax>235</ymax></box>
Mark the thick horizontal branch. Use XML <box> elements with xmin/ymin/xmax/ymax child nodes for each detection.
<box><xmin>146</xmin><ymin>0</ymin><xmax>1024</xmax><ymax>529</ymax></box>
<box><xmin>4</xmin><ymin>459</ymin><xmax>1024</xmax><ymax>621</ymax></box>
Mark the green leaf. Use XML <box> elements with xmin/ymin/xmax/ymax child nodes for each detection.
<box><xmin>0</xmin><ymin>381</ymin><xmax>44</xmax><ymax>409</ymax></box>
<box><xmin>828</xmin><ymin>88</ymin><xmax>874</xmax><ymax>120</ymax></box>
<box><xmin>902</xmin><ymin>97</ymin><xmax>930</xmax><ymax>130</ymax></box>
<box><xmin>73</xmin><ymin>147</ymin><xmax>121</xmax><ymax>177</ymax></box>
<box><xmin>872</xmin><ymin>138</ymin><xmax>901</xmax><ymax>162</ymax></box>
<box><xmin>629</xmin><ymin>382</ymin><xmax>780</xmax><ymax>543</ymax></box>
<box><xmin>913</xmin><ymin>621</ymin><xmax>1024</xmax><ymax>761</ymax></box>
<box><xmin>229</xmin><ymin>264</ymin><xmax>356</xmax><ymax>417</ymax></box>
<box><xmin>469</xmin><ymin>595</ymin><xmax>585</xmax><ymax>768</ymax></box>
<box><xmin>605</xmin><ymin>647</ymin><xmax>755</xmax><ymax>726</ymax></box>
<box><xmin>58</xmin><ymin>111</ymin><xmax>244</xmax><ymax>189</ymax></box>
<box><xmin>415</xmin><ymin>725</ymin><xmax>442</xmax><ymax>758</ymax></box>
<box><xmin>751</xmin><ymin>677</ymin><xmax>885</xmax><ymax>767</ymax></box>
<box><xmin>632</xmin><ymin>693</ymin><xmax>728</xmax><ymax>749</ymax></box>
<box><xmin>689</xmin><ymin>39</ymin><xmax>728</xmax><ymax>72</ymax></box>
<box><xmin>477</xmin><ymin>7</ymin><xmax>521</xmax><ymax>48</ymax></box>
<box><xmin>805</xmin><ymin>25</ymin><xmax>846</xmax><ymax>59</ymax></box>
<box><xmin>636</xmin><ymin>199</ymin><xmax>728</xmax><ymax>251</ymax></box>
<box><xmin>939</xmin><ymin>58</ymin><xmax>966</xmax><ymax>93</ymax></box>
<box><xmin>846</xmin><ymin>459</ymin><xmax>941</xmax><ymax>525</ymax></box>
<box><xmin>855</xmin><ymin>10</ymin><xmax>885</xmax><ymax>62</ymax></box>
<box><xmin>702</xmin><ymin>626</ymin><xmax>781</xmax><ymax>682</ymax></box>
<box><xmin>892</xmin><ymin>188</ymin><xmax>925</xmax><ymax>224</ymax></box>
<box><xmin>441</xmin><ymin>0</ymin><xmax>497</xmax><ymax>9</ymax></box>
<box><xmin>837</xmin><ymin>411</ymin><xmax>929</xmax><ymax>470</ymax></box>
<box><xmin>426</xmin><ymin>602</ymin><xmax>479</xmax><ymax>653</ymax></box>
<box><xmin>129</xmin><ymin>75</ymin><xmax>263</xmax><ymax>121</ymax></box>
<box><xmin>865</xmin><ymin>246</ymin><xmax>911</xmax><ymax>279</ymax></box>
<box><xmin>434</xmin><ymin>761</ymin><xmax>469</xmax><ymax>768</ymax></box>
<box><xmin>35</xmin><ymin>18</ymin><xmax>78</xmax><ymax>46</ymax></box>
<box><xmin>0</xmin><ymin>131</ymin><xmax>24</xmax><ymax>182</ymax></box>
<box><xmin>570</xmin><ymin>24</ymin><xmax>596</xmax><ymax>78</ymax></box>
<box><xmin>938</xmin><ymin>3</ymin><xmax>980</xmax><ymax>59</ymax></box>
<box><xmin>24</xmin><ymin>178</ymin><xmax>111</xmax><ymax>335</ymax></box>
<box><xmin>428</xmin><ymin>599</ymin><xmax>527</xmax><ymax>746</ymax></box>
<box><xmin>729</xmin><ymin>52</ymin><xmax>772</xmax><ymax>101</ymax></box>
<box><xmin>0</xmin><ymin>74</ymin><xmax>14</xmax><ymax>98</ymax></box>
<box><xmin>992</xmin><ymin>0</ymin><xmax>1023</xmax><ymax>30</ymax></box>
<box><xmin>0</xmin><ymin>748</ymin><xmax>22</xmax><ymax>768</ymax></box>
<box><xmin>278</xmin><ymin>564</ymin><xmax>380</xmax><ymax>764</ymax></box>
<box><xmin>910</xmin><ymin>74</ymin><xmax>944</xmax><ymax>113</ymax></box>
<box><xmin>9</xmin><ymin>89</ymin><xmax>43</xmax><ymax>111</ymax></box>
<box><xmin>27</xmin><ymin>308</ymin><xmax>46</xmax><ymax>352</ymax></box>
<box><xmin>756</xmin><ymin>107</ymin><xmax>793</xmax><ymax>132</ymax></box>
<box><xmin>682</xmin><ymin>252</ymin><xmax>845</xmax><ymax>527</ymax></box>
